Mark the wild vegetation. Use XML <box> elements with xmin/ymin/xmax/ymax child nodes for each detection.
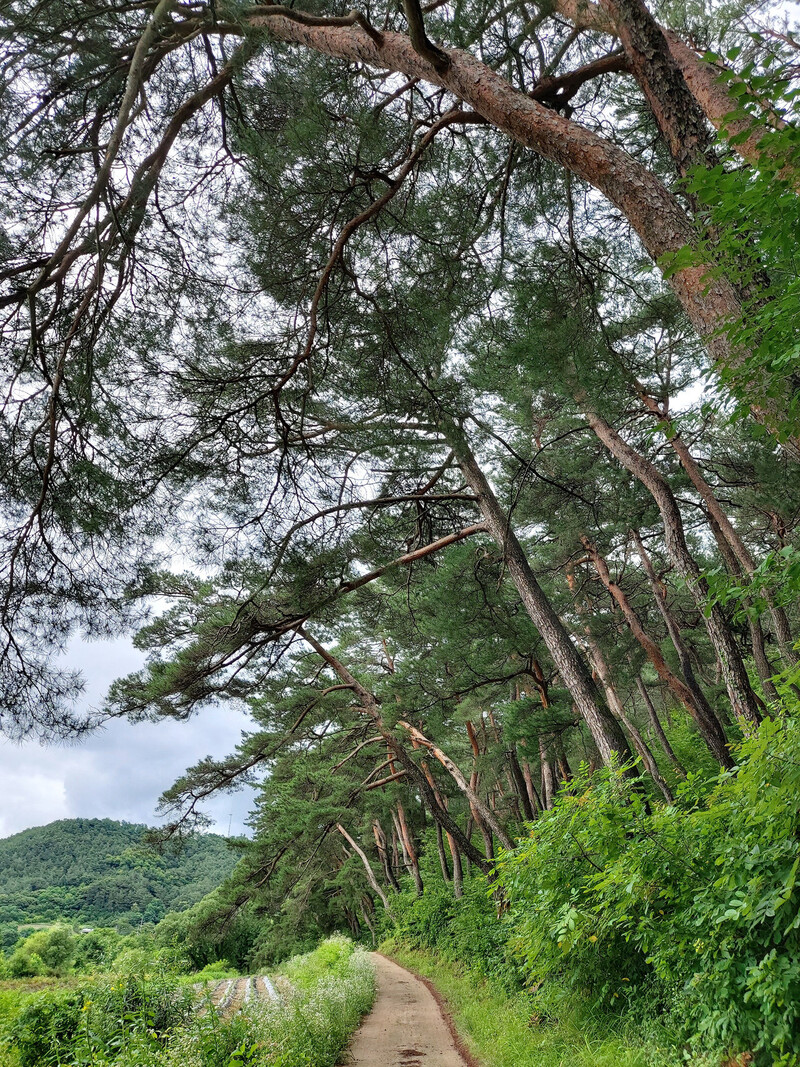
<box><xmin>2</xmin><ymin>0</ymin><xmax>800</xmax><ymax>1063</ymax></box>
<box><xmin>0</xmin><ymin>935</ymin><xmax>373</xmax><ymax>1067</ymax></box>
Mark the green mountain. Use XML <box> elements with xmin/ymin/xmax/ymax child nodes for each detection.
<box><xmin>0</xmin><ymin>819</ymin><xmax>239</xmax><ymax>928</ymax></box>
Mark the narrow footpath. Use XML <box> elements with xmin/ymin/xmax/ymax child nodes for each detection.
<box><xmin>343</xmin><ymin>954</ymin><xmax>472</xmax><ymax>1067</ymax></box>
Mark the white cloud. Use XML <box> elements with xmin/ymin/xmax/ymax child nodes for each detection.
<box><xmin>0</xmin><ymin>636</ymin><xmax>258</xmax><ymax>840</ymax></box>
<box><xmin>0</xmin><ymin>769</ymin><xmax>68</xmax><ymax>837</ymax></box>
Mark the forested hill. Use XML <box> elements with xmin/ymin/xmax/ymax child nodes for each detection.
<box><xmin>0</xmin><ymin>819</ymin><xmax>238</xmax><ymax>928</ymax></box>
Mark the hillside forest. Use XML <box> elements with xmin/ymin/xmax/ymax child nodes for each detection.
<box><xmin>2</xmin><ymin>0</ymin><xmax>800</xmax><ymax>1063</ymax></box>
<box><xmin>0</xmin><ymin>819</ymin><xmax>239</xmax><ymax>934</ymax></box>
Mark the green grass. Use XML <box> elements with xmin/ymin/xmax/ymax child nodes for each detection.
<box><xmin>383</xmin><ymin>943</ymin><xmax>662</xmax><ymax>1067</ymax></box>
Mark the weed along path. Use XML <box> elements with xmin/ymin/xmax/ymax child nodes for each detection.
<box><xmin>343</xmin><ymin>954</ymin><xmax>475</xmax><ymax>1067</ymax></box>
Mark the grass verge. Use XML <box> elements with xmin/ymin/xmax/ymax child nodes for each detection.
<box><xmin>383</xmin><ymin>943</ymin><xmax>660</xmax><ymax>1067</ymax></box>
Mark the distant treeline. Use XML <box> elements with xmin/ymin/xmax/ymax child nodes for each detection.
<box><xmin>0</xmin><ymin>818</ymin><xmax>239</xmax><ymax>932</ymax></box>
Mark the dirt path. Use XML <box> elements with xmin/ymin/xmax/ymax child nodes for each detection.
<box><xmin>343</xmin><ymin>954</ymin><xmax>473</xmax><ymax>1067</ymax></box>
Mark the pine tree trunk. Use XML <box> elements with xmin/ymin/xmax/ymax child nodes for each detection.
<box><xmin>252</xmin><ymin>12</ymin><xmax>798</xmax><ymax>446</ymax></box>
<box><xmin>435</xmin><ymin>821</ymin><xmax>451</xmax><ymax>882</ymax></box>
<box><xmin>336</xmin><ymin>823</ymin><xmax>395</xmax><ymax>915</ymax></box>
<box><xmin>636</xmin><ymin>396</ymin><xmax>796</xmax><ymax>665</ymax></box>
<box><xmin>635</xmin><ymin>675</ymin><xmax>687</xmax><ymax>777</ymax></box>
<box><xmin>445</xmin><ymin>423</ymin><xmax>635</xmax><ymax>769</ymax></box>
<box><xmin>581</xmin><ymin>537</ymin><xmax>733</xmax><ymax>766</ymax></box>
<box><xmin>584</xmin><ymin>637</ymin><xmax>675</xmax><ymax>802</ymax></box>
<box><xmin>631</xmin><ymin>529</ymin><xmax>735</xmax><ymax>723</ymax></box>
<box><xmin>553</xmin><ymin>733</ymin><xmax>573</xmax><ymax>783</ymax></box>
<box><xmin>450</xmin><ymin>837</ymin><xmax>464</xmax><ymax>898</ymax></box>
<box><xmin>521</xmin><ymin>758</ymin><xmax>543</xmax><ymax>815</ymax></box>
<box><xmin>539</xmin><ymin>735</ymin><xmax>557</xmax><ymax>809</ymax></box>
<box><xmin>372</xmin><ymin>819</ymin><xmax>400</xmax><ymax>891</ymax></box>
<box><xmin>401</xmin><ymin>719</ymin><xmax>514</xmax><ymax>852</ymax></box>
<box><xmin>582</xmin><ymin>409</ymin><xmax>762</xmax><ymax>725</ymax></box>
<box><xmin>299</xmin><ymin>627</ymin><xmax>492</xmax><ymax>872</ymax></box>
<box><xmin>507</xmin><ymin>747</ymin><xmax>536</xmax><ymax>821</ymax></box>
<box><xmin>394</xmin><ymin>803</ymin><xmax>424</xmax><ymax>895</ymax></box>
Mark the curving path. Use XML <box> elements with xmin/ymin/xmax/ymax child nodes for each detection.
<box><xmin>343</xmin><ymin>954</ymin><xmax>472</xmax><ymax>1067</ymax></box>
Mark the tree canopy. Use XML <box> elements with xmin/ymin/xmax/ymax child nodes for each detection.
<box><xmin>1</xmin><ymin>0</ymin><xmax>800</xmax><ymax>977</ymax></box>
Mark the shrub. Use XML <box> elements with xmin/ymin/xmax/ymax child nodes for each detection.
<box><xmin>7</xmin><ymin>927</ymin><xmax>75</xmax><ymax>978</ymax></box>
<box><xmin>390</xmin><ymin>879</ymin><xmax>520</xmax><ymax>988</ymax></box>
<box><xmin>496</xmin><ymin>714</ymin><xmax>800</xmax><ymax>1065</ymax></box>
<box><xmin>9</xmin><ymin>988</ymin><xmax>86</xmax><ymax>1066</ymax></box>
<box><xmin>8</xmin><ymin>969</ymin><xmax>194</xmax><ymax>1066</ymax></box>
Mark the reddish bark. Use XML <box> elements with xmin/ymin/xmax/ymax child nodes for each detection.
<box><xmin>251</xmin><ymin>15</ymin><xmax>747</xmax><ymax>387</ymax></box>
<box><xmin>581</xmin><ymin>538</ymin><xmax>733</xmax><ymax>766</ymax></box>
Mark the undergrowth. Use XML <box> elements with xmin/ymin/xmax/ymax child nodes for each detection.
<box><xmin>387</xmin><ymin>712</ymin><xmax>800</xmax><ymax>1067</ymax></box>
<box><xmin>385</xmin><ymin>944</ymin><xmax>656</xmax><ymax>1067</ymax></box>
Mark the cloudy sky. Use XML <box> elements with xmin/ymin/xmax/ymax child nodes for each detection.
<box><xmin>0</xmin><ymin>636</ymin><xmax>258</xmax><ymax>840</ymax></box>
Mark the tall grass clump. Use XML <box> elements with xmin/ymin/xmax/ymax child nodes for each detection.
<box><xmin>164</xmin><ymin>935</ymin><xmax>374</xmax><ymax>1067</ymax></box>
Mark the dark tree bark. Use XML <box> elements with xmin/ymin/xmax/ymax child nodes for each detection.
<box><xmin>637</xmin><ymin>393</ymin><xmax>796</xmax><ymax>665</ymax></box>
<box><xmin>631</xmin><ymin>529</ymin><xmax>736</xmax><ymax>720</ymax></box>
<box><xmin>584</xmin><ymin>636</ymin><xmax>675</xmax><ymax>802</ymax></box>
<box><xmin>582</xmin><ymin>409</ymin><xmax>762</xmax><ymax>725</ymax></box>
<box><xmin>444</xmin><ymin>421</ymin><xmax>635</xmax><ymax>770</ymax></box>
<box><xmin>372</xmin><ymin>819</ymin><xmax>400</xmax><ymax>891</ymax></box>
<box><xmin>598</xmin><ymin>0</ymin><xmax>715</xmax><ymax>174</ymax></box>
<box><xmin>556</xmin><ymin>0</ymin><xmax>788</xmax><ymax>168</ymax></box>
<box><xmin>507</xmin><ymin>747</ymin><xmax>536</xmax><ymax>822</ymax></box>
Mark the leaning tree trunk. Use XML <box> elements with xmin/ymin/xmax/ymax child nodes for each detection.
<box><xmin>582</xmin><ymin>409</ymin><xmax>762</xmax><ymax>725</ymax></box>
<box><xmin>598</xmin><ymin>0</ymin><xmax>715</xmax><ymax>175</ymax></box>
<box><xmin>635</xmin><ymin>674</ymin><xmax>687</xmax><ymax>777</ymax></box>
<box><xmin>507</xmin><ymin>747</ymin><xmax>537</xmax><ymax>822</ymax></box>
<box><xmin>336</xmin><ymin>823</ymin><xmax>396</xmax><ymax>916</ymax></box>
<box><xmin>556</xmin><ymin>0</ymin><xmax>793</xmax><ymax>171</ymax></box>
<box><xmin>299</xmin><ymin>627</ymin><xmax>492</xmax><ymax>872</ymax></box>
<box><xmin>581</xmin><ymin>538</ymin><xmax>733</xmax><ymax>766</ymax></box>
<box><xmin>400</xmin><ymin>720</ymin><xmax>515</xmax><ymax>852</ymax></box>
<box><xmin>442</xmin><ymin>421</ymin><xmax>635</xmax><ymax>770</ymax></box>
<box><xmin>248</xmin><ymin>12</ymin><xmax>798</xmax><ymax>448</ymax></box>
<box><xmin>584</xmin><ymin>637</ymin><xmax>675</xmax><ymax>802</ymax></box>
<box><xmin>637</xmin><ymin>395</ymin><xmax>796</xmax><ymax>664</ymax></box>
<box><xmin>631</xmin><ymin>528</ymin><xmax>743</xmax><ymax>718</ymax></box>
